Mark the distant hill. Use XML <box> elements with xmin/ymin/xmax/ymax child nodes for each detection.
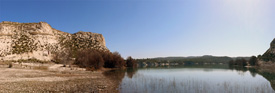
<box><xmin>137</xmin><ymin>55</ymin><xmax>250</xmax><ymax>64</ymax></box>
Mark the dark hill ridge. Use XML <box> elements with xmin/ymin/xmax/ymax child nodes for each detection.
<box><xmin>138</xmin><ymin>55</ymin><xmax>250</xmax><ymax>64</ymax></box>
<box><xmin>0</xmin><ymin>21</ymin><xmax>108</xmax><ymax>61</ymax></box>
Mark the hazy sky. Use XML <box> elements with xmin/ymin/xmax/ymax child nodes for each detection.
<box><xmin>1</xmin><ymin>0</ymin><xmax>274</xmax><ymax>58</ymax></box>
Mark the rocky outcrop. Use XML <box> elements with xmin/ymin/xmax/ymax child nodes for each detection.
<box><xmin>0</xmin><ymin>21</ymin><xmax>108</xmax><ymax>61</ymax></box>
<box><xmin>261</xmin><ymin>38</ymin><xmax>275</xmax><ymax>62</ymax></box>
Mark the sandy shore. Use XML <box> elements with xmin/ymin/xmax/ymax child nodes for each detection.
<box><xmin>0</xmin><ymin>63</ymin><xmax>119</xmax><ymax>93</ymax></box>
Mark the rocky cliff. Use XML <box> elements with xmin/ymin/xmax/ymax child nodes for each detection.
<box><xmin>0</xmin><ymin>21</ymin><xmax>108</xmax><ymax>61</ymax></box>
<box><xmin>261</xmin><ymin>38</ymin><xmax>275</xmax><ymax>62</ymax></box>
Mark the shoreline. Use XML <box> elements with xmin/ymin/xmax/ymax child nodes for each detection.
<box><xmin>1</xmin><ymin>61</ymin><xmax>274</xmax><ymax>93</ymax></box>
<box><xmin>0</xmin><ymin>62</ymin><xmax>120</xmax><ymax>93</ymax></box>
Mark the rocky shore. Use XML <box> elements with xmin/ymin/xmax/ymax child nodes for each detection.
<box><xmin>0</xmin><ymin>62</ymin><xmax>119</xmax><ymax>93</ymax></box>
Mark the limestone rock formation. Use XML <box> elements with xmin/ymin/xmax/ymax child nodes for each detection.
<box><xmin>0</xmin><ymin>21</ymin><xmax>108</xmax><ymax>61</ymax></box>
<box><xmin>261</xmin><ymin>38</ymin><xmax>275</xmax><ymax>62</ymax></box>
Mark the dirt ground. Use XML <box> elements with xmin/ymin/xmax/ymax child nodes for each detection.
<box><xmin>0</xmin><ymin>62</ymin><xmax>119</xmax><ymax>93</ymax></box>
<box><xmin>259</xmin><ymin>61</ymin><xmax>275</xmax><ymax>73</ymax></box>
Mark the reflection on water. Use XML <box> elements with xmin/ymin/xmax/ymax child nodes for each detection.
<box><xmin>258</xmin><ymin>71</ymin><xmax>275</xmax><ymax>91</ymax></box>
<box><xmin>230</xmin><ymin>66</ymin><xmax>275</xmax><ymax>91</ymax></box>
<box><xmin>105</xmin><ymin>65</ymin><xmax>275</xmax><ymax>93</ymax></box>
<box><xmin>126</xmin><ymin>68</ymin><xmax>138</xmax><ymax>78</ymax></box>
<box><xmin>103</xmin><ymin>69</ymin><xmax>126</xmax><ymax>83</ymax></box>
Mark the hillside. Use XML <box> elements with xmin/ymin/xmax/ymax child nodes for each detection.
<box><xmin>137</xmin><ymin>55</ymin><xmax>250</xmax><ymax>64</ymax></box>
<box><xmin>260</xmin><ymin>38</ymin><xmax>275</xmax><ymax>62</ymax></box>
<box><xmin>0</xmin><ymin>21</ymin><xmax>108</xmax><ymax>61</ymax></box>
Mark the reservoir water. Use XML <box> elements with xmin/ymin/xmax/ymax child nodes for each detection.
<box><xmin>105</xmin><ymin>64</ymin><xmax>275</xmax><ymax>93</ymax></box>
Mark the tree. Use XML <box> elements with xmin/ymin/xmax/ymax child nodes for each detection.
<box><xmin>235</xmin><ymin>58</ymin><xmax>247</xmax><ymax>67</ymax></box>
<box><xmin>241</xmin><ymin>58</ymin><xmax>248</xmax><ymax>67</ymax></box>
<box><xmin>249</xmin><ymin>56</ymin><xmax>257</xmax><ymax>66</ymax></box>
<box><xmin>126</xmin><ymin>56</ymin><xmax>137</xmax><ymax>68</ymax></box>
<box><xmin>228</xmin><ymin>60</ymin><xmax>235</xmax><ymax>66</ymax></box>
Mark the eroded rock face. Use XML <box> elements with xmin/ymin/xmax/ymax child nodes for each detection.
<box><xmin>267</xmin><ymin>38</ymin><xmax>275</xmax><ymax>54</ymax></box>
<box><xmin>0</xmin><ymin>21</ymin><xmax>108</xmax><ymax>61</ymax></box>
<box><xmin>261</xmin><ymin>38</ymin><xmax>275</xmax><ymax>62</ymax></box>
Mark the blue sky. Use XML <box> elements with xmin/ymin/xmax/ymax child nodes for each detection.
<box><xmin>1</xmin><ymin>0</ymin><xmax>275</xmax><ymax>58</ymax></box>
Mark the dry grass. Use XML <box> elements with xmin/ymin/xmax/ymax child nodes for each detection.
<box><xmin>0</xmin><ymin>33</ymin><xmax>12</xmax><ymax>36</ymax></box>
<box><xmin>259</xmin><ymin>62</ymin><xmax>275</xmax><ymax>73</ymax></box>
<box><xmin>33</xmin><ymin>66</ymin><xmax>48</xmax><ymax>70</ymax></box>
<box><xmin>0</xmin><ymin>61</ymin><xmax>10</xmax><ymax>65</ymax></box>
<box><xmin>29</xmin><ymin>32</ymin><xmax>51</xmax><ymax>35</ymax></box>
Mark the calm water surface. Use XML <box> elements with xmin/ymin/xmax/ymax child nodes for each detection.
<box><xmin>106</xmin><ymin>65</ymin><xmax>275</xmax><ymax>93</ymax></box>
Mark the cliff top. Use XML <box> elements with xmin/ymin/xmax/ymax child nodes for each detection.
<box><xmin>0</xmin><ymin>21</ymin><xmax>102</xmax><ymax>36</ymax></box>
<box><xmin>0</xmin><ymin>21</ymin><xmax>50</xmax><ymax>26</ymax></box>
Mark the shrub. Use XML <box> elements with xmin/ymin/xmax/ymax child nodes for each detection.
<box><xmin>236</xmin><ymin>58</ymin><xmax>247</xmax><ymax>67</ymax></box>
<box><xmin>111</xmin><ymin>52</ymin><xmax>125</xmax><ymax>68</ymax></box>
<box><xmin>52</xmin><ymin>48</ymin><xmax>73</xmax><ymax>66</ymax></box>
<box><xmin>101</xmin><ymin>51</ymin><xmax>126</xmax><ymax>68</ymax></box>
<box><xmin>126</xmin><ymin>56</ymin><xmax>137</xmax><ymax>68</ymax></box>
<box><xmin>72</xmin><ymin>49</ymin><xmax>127</xmax><ymax>70</ymax></box>
<box><xmin>228</xmin><ymin>60</ymin><xmax>235</xmax><ymax>66</ymax></box>
<box><xmin>228</xmin><ymin>58</ymin><xmax>248</xmax><ymax>67</ymax></box>
<box><xmin>102</xmin><ymin>52</ymin><xmax>115</xmax><ymax>68</ymax></box>
<box><xmin>75</xmin><ymin>49</ymin><xmax>104</xmax><ymax>70</ymax></box>
<box><xmin>249</xmin><ymin>56</ymin><xmax>258</xmax><ymax>66</ymax></box>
